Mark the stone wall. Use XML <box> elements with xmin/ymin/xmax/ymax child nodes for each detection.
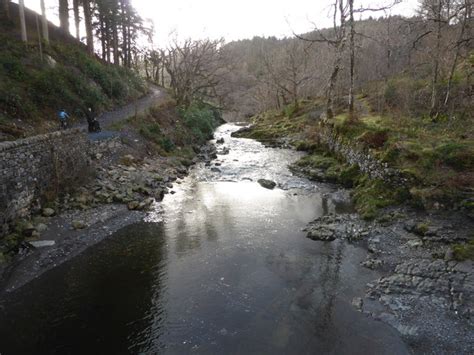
<box><xmin>317</xmin><ymin>125</ymin><xmax>411</xmax><ymax>186</ymax></box>
<box><xmin>0</xmin><ymin>128</ymin><xmax>91</xmax><ymax>233</ymax></box>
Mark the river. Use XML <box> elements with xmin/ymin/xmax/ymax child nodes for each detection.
<box><xmin>0</xmin><ymin>124</ymin><xmax>408</xmax><ymax>354</ymax></box>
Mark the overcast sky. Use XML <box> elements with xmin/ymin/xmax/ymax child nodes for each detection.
<box><xmin>133</xmin><ymin>0</ymin><xmax>419</xmax><ymax>45</ymax></box>
<box><xmin>20</xmin><ymin>0</ymin><xmax>419</xmax><ymax>46</ymax></box>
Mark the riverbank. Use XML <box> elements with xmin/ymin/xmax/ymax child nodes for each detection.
<box><xmin>0</xmin><ymin>99</ymin><xmax>222</xmax><ymax>294</ymax></box>
<box><xmin>233</xmin><ymin>105</ymin><xmax>474</xmax><ymax>353</ymax></box>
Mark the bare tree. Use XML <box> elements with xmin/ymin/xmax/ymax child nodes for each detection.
<box><xmin>297</xmin><ymin>0</ymin><xmax>401</xmax><ymax>119</ymax></box>
<box><xmin>296</xmin><ymin>0</ymin><xmax>349</xmax><ymax>119</ymax></box>
<box><xmin>162</xmin><ymin>38</ymin><xmax>229</xmax><ymax>108</ymax></box>
<box><xmin>259</xmin><ymin>41</ymin><xmax>311</xmax><ymax>111</ymax></box>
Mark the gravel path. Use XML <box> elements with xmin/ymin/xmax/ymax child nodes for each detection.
<box><xmin>72</xmin><ymin>85</ymin><xmax>166</xmax><ymax>133</ymax></box>
<box><xmin>98</xmin><ymin>85</ymin><xmax>166</xmax><ymax>129</ymax></box>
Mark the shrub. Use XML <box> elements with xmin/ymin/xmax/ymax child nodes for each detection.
<box><xmin>179</xmin><ymin>104</ymin><xmax>221</xmax><ymax>143</ymax></box>
<box><xmin>357</xmin><ymin>129</ymin><xmax>389</xmax><ymax>149</ymax></box>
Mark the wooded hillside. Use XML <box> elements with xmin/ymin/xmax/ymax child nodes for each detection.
<box><xmin>0</xmin><ymin>1</ymin><xmax>149</xmax><ymax>140</ymax></box>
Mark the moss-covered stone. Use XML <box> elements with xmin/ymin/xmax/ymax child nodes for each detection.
<box><xmin>352</xmin><ymin>175</ymin><xmax>410</xmax><ymax>220</ymax></box>
<box><xmin>413</xmin><ymin>222</ymin><xmax>430</xmax><ymax>236</ymax></box>
<box><xmin>452</xmin><ymin>239</ymin><xmax>474</xmax><ymax>261</ymax></box>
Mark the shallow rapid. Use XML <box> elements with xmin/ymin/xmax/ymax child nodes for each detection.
<box><xmin>0</xmin><ymin>124</ymin><xmax>408</xmax><ymax>354</ymax></box>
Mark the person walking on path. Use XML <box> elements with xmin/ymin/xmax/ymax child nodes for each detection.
<box><xmin>58</xmin><ymin>109</ymin><xmax>70</xmax><ymax>130</ymax></box>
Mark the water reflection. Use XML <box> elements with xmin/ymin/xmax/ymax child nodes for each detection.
<box><xmin>0</xmin><ymin>222</ymin><xmax>168</xmax><ymax>354</ymax></box>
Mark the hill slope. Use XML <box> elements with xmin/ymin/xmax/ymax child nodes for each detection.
<box><xmin>0</xmin><ymin>3</ymin><xmax>148</xmax><ymax>141</ymax></box>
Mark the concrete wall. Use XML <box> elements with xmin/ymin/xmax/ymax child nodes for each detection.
<box><xmin>0</xmin><ymin>128</ymin><xmax>91</xmax><ymax>233</ymax></box>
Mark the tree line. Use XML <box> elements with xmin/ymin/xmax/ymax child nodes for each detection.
<box><xmin>217</xmin><ymin>0</ymin><xmax>472</xmax><ymax>121</ymax></box>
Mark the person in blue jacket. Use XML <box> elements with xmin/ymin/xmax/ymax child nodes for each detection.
<box><xmin>58</xmin><ymin>109</ymin><xmax>70</xmax><ymax>129</ymax></box>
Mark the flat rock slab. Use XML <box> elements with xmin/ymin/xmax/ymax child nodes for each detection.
<box><xmin>29</xmin><ymin>240</ymin><xmax>56</xmax><ymax>248</ymax></box>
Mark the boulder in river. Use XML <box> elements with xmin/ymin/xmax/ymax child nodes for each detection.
<box><xmin>257</xmin><ymin>179</ymin><xmax>277</xmax><ymax>190</ymax></box>
<box><xmin>306</xmin><ymin>224</ymin><xmax>337</xmax><ymax>241</ymax></box>
<box><xmin>36</xmin><ymin>223</ymin><xmax>48</xmax><ymax>233</ymax></box>
<box><xmin>305</xmin><ymin>214</ymin><xmax>369</xmax><ymax>242</ymax></box>
<box><xmin>72</xmin><ymin>220</ymin><xmax>87</xmax><ymax>230</ymax></box>
<box><xmin>128</xmin><ymin>201</ymin><xmax>140</xmax><ymax>211</ymax></box>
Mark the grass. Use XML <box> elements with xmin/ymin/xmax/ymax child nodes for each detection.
<box><xmin>326</xmin><ymin>111</ymin><xmax>474</xmax><ymax>210</ymax></box>
<box><xmin>234</xmin><ymin>100</ymin><xmax>325</xmax><ymax>143</ymax></box>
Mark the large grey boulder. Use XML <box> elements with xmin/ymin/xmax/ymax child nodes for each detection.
<box><xmin>257</xmin><ymin>179</ymin><xmax>277</xmax><ymax>190</ymax></box>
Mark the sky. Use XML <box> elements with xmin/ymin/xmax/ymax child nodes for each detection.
<box><xmin>19</xmin><ymin>0</ymin><xmax>419</xmax><ymax>47</ymax></box>
<box><xmin>133</xmin><ymin>0</ymin><xmax>419</xmax><ymax>45</ymax></box>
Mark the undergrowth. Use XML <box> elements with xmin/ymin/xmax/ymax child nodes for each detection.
<box><xmin>128</xmin><ymin>100</ymin><xmax>222</xmax><ymax>155</ymax></box>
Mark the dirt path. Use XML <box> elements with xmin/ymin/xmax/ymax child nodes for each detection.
<box><xmin>75</xmin><ymin>85</ymin><xmax>166</xmax><ymax>132</ymax></box>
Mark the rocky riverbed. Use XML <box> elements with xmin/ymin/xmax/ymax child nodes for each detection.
<box><xmin>303</xmin><ymin>200</ymin><xmax>474</xmax><ymax>353</ymax></box>
<box><xmin>0</xmin><ymin>137</ymin><xmax>220</xmax><ymax>294</ymax></box>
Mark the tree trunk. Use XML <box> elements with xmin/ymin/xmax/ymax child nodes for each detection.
<box><xmin>73</xmin><ymin>0</ymin><xmax>80</xmax><ymax>39</ymax></box>
<box><xmin>326</xmin><ymin>53</ymin><xmax>342</xmax><ymax>119</ymax></box>
<box><xmin>161</xmin><ymin>64</ymin><xmax>165</xmax><ymax>86</ymax></box>
<box><xmin>83</xmin><ymin>0</ymin><xmax>94</xmax><ymax>53</ymax></box>
<box><xmin>100</xmin><ymin>14</ymin><xmax>106</xmax><ymax>61</ymax></box>
<box><xmin>444</xmin><ymin>0</ymin><xmax>470</xmax><ymax>108</ymax></box>
<box><xmin>105</xmin><ymin>20</ymin><xmax>111</xmax><ymax>63</ymax></box>
<box><xmin>348</xmin><ymin>0</ymin><xmax>356</xmax><ymax>120</ymax></box>
<box><xmin>326</xmin><ymin>0</ymin><xmax>347</xmax><ymax>120</ymax></box>
<box><xmin>113</xmin><ymin>19</ymin><xmax>120</xmax><ymax>65</ymax></box>
<box><xmin>36</xmin><ymin>14</ymin><xmax>43</xmax><ymax>61</ymax></box>
<box><xmin>430</xmin><ymin>0</ymin><xmax>442</xmax><ymax>119</ymax></box>
<box><xmin>59</xmin><ymin>0</ymin><xmax>70</xmax><ymax>34</ymax></box>
<box><xmin>126</xmin><ymin>24</ymin><xmax>132</xmax><ymax>67</ymax></box>
<box><xmin>19</xmin><ymin>0</ymin><xmax>27</xmax><ymax>42</ymax></box>
<box><xmin>2</xmin><ymin>0</ymin><xmax>10</xmax><ymax>19</ymax></box>
<box><xmin>121</xmin><ymin>1</ymin><xmax>129</xmax><ymax>67</ymax></box>
<box><xmin>40</xmin><ymin>0</ymin><xmax>49</xmax><ymax>44</ymax></box>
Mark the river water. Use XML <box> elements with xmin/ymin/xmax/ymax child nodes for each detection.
<box><xmin>0</xmin><ymin>124</ymin><xmax>408</xmax><ymax>354</ymax></box>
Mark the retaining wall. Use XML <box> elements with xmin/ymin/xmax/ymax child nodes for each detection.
<box><xmin>0</xmin><ymin>128</ymin><xmax>91</xmax><ymax>234</ymax></box>
<box><xmin>317</xmin><ymin>124</ymin><xmax>411</xmax><ymax>187</ymax></box>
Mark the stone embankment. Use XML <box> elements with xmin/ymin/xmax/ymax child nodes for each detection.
<box><xmin>317</xmin><ymin>124</ymin><xmax>410</xmax><ymax>186</ymax></box>
<box><xmin>0</xmin><ymin>128</ymin><xmax>90</xmax><ymax>235</ymax></box>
